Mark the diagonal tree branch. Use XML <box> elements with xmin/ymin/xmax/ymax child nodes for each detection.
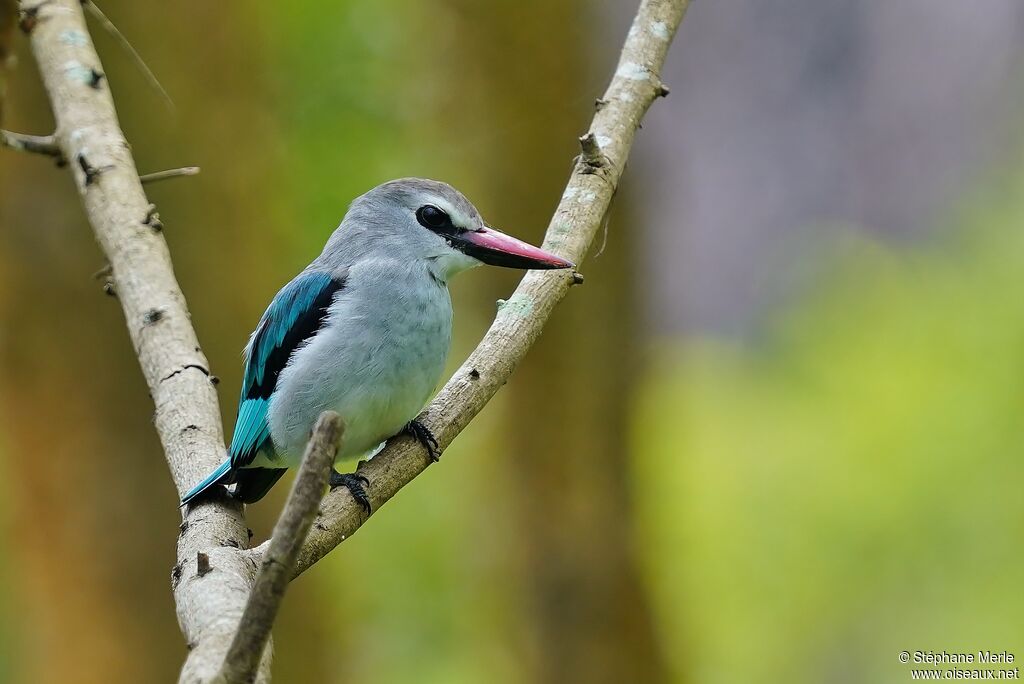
<box><xmin>248</xmin><ymin>0</ymin><xmax>691</xmax><ymax>578</ymax></box>
<box><xmin>214</xmin><ymin>413</ymin><xmax>344</xmax><ymax>684</ymax></box>
<box><xmin>11</xmin><ymin>1</ymin><xmax>260</xmax><ymax>681</ymax></box>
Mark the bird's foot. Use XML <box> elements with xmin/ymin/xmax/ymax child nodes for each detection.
<box><xmin>404</xmin><ymin>419</ymin><xmax>440</xmax><ymax>462</ymax></box>
<box><xmin>329</xmin><ymin>470</ymin><xmax>372</xmax><ymax>514</ymax></box>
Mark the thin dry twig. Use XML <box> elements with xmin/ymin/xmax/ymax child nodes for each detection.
<box><xmin>0</xmin><ymin>129</ymin><xmax>64</xmax><ymax>159</ymax></box>
<box><xmin>83</xmin><ymin>0</ymin><xmax>174</xmax><ymax>110</ymax></box>
<box><xmin>139</xmin><ymin>165</ymin><xmax>200</xmax><ymax>184</ymax></box>
<box><xmin>214</xmin><ymin>413</ymin><xmax>344</xmax><ymax>684</ymax></box>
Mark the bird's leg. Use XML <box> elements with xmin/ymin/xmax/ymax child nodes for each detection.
<box><xmin>329</xmin><ymin>470</ymin><xmax>372</xmax><ymax>514</ymax></box>
<box><xmin>403</xmin><ymin>419</ymin><xmax>440</xmax><ymax>462</ymax></box>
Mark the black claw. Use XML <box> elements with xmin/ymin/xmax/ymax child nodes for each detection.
<box><xmin>330</xmin><ymin>470</ymin><xmax>371</xmax><ymax>514</ymax></box>
<box><xmin>404</xmin><ymin>419</ymin><xmax>440</xmax><ymax>462</ymax></box>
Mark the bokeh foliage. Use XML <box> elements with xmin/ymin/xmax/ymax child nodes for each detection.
<box><xmin>635</xmin><ymin>163</ymin><xmax>1024</xmax><ymax>682</ymax></box>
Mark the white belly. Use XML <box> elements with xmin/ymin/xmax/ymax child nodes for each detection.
<box><xmin>265</xmin><ymin>264</ymin><xmax>452</xmax><ymax>467</ymax></box>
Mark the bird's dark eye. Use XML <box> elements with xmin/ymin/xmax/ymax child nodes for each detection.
<box><xmin>416</xmin><ymin>205</ymin><xmax>450</xmax><ymax>231</ymax></box>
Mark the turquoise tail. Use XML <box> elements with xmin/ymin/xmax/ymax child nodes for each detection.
<box><xmin>180</xmin><ymin>459</ymin><xmax>233</xmax><ymax>506</ymax></box>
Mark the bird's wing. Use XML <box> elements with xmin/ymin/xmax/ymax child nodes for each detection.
<box><xmin>229</xmin><ymin>270</ymin><xmax>348</xmax><ymax>468</ymax></box>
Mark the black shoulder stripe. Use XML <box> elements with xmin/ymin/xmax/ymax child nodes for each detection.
<box><xmin>245</xmin><ymin>275</ymin><xmax>347</xmax><ymax>401</ymax></box>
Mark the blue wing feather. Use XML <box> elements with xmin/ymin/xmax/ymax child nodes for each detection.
<box><xmin>180</xmin><ymin>270</ymin><xmax>346</xmax><ymax>506</ymax></box>
<box><xmin>228</xmin><ymin>398</ymin><xmax>272</xmax><ymax>467</ymax></box>
<box><xmin>180</xmin><ymin>459</ymin><xmax>233</xmax><ymax>505</ymax></box>
<box><xmin>228</xmin><ymin>270</ymin><xmax>347</xmax><ymax>468</ymax></box>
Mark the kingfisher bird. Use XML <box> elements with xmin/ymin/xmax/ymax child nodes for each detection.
<box><xmin>181</xmin><ymin>178</ymin><xmax>573</xmax><ymax>510</ymax></box>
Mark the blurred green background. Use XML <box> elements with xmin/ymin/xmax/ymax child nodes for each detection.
<box><xmin>1</xmin><ymin>1</ymin><xmax>1022</xmax><ymax>682</ymax></box>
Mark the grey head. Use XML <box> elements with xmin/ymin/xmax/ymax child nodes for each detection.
<box><xmin>316</xmin><ymin>178</ymin><xmax>573</xmax><ymax>282</ymax></box>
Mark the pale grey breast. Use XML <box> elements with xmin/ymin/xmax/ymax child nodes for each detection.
<box><xmin>266</xmin><ymin>258</ymin><xmax>453</xmax><ymax>466</ymax></box>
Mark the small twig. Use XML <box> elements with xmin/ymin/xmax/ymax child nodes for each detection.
<box><xmin>215</xmin><ymin>412</ymin><xmax>344</xmax><ymax>684</ymax></box>
<box><xmin>83</xmin><ymin>0</ymin><xmax>174</xmax><ymax>110</ymax></box>
<box><xmin>593</xmin><ymin>204</ymin><xmax>614</xmax><ymax>258</ymax></box>
<box><xmin>139</xmin><ymin>165</ymin><xmax>199</xmax><ymax>184</ymax></box>
<box><xmin>577</xmin><ymin>131</ymin><xmax>615</xmax><ymax>186</ymax></box>
<box><xmin>142</xmin><ymin>203</ymin><xmax>163</xmax><ymax>231</ymax></box>
<box><xmin>579</xmin><ymin>132</ymin><xmax>603</xmax><ymax>166</ymax></box>
<box><xmin>0</xmin><ymin>129</ymin><xmax>64</xmax><ymax>160</ymax></box>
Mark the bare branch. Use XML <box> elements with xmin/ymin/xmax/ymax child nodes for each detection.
<box><xmin>215</xmin><ymin>413</ymin><xmax>344</xmax><ymax>684</ymax></box>
<box><xmin>248</xmin><ymin>0</ymin><xmax>691</xmax><ymax>578</ymax></box>
<box><xmin>140</xmin><ymin>165</ymin><xmax>200</xmax><ymax>184</ymax></box>
<box><xmin>15</xmin><ymin>2</ymin><xmax>258</xmax><ymax>681</ymax></box>
<box><xmin>0</xmin><ymin>129</ymin><xmax>64</xmax><ymax>159</ymax></box>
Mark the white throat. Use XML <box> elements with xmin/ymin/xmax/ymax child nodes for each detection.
<box><xmin>427</xmin><ymin>249</ymin><xmax>481</xmax><ymax>283</ymax></box>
